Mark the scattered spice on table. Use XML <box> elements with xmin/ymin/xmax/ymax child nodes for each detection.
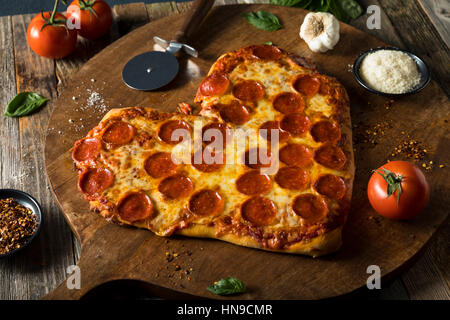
<box><xmin>387</xmin><ymin>133</ymin><xmax>445</xmax><ymax>170</ymax></box>
<box><xmin>353</xmin><ymin>120</ymin><xmax>393</xmax><ymax>145</ymax></box>
<box><xmin>0</xmin><ymin>198</ymin><xmax>38</xmax><ymax>255</ymax></box>
<box><xmin>155</xmin><ymin>242</ymin><xmax>195</xmax><ymax>284</ymax></box>
<box><xmin>390</xmin><ymin>136</ymin><xmax>427</xmax><ymax>161</ymax></box>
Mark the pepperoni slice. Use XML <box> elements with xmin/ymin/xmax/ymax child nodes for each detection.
<box><xmin>188</xmin><ymin>189</ymin><xmax>224</xmax><ymax>217</ymax></box>
<box><xmin>199</xmin><ymin>73</ymin><xmax>230</xmax><ymax>97</ymax></box>
<box><xmin>78</xmin><ymin>168</ymin><xmax>114</xmax><ymax>196</ymax></box>
<box><xmin>293</xmin><ymin>74</ymin><xmax>321</xmax><ymax>97</ymax></box>
<box><xmin>252</xmin><ymin>45</ymin><xmax>282</xmax><ymax>60</ymax></box>
<box><xmin>280</xmin><ymin>113</ymin><xmax>311</xmax><ymax>137</ymax></box>
<box><xmin>241</xmin><ymin>196</ymin><xmax>277</xmax><ymax>226</ymax></box>
<box><xmin>314</xmin><ymin>174</ymin><xmax>346</xmax><ymax>200</ymax></box>
<box><xmin>259</xmin><ymin>121</ymin><xmax>291</xmax><ymax>144</ymax></box>
<box><xmin>72</xmin><ymin>138</ymin><xmax>101</xmax><ymax>162</ymax></box>
<box><xmin>310</xmin><ymin>121</ymin><xmax>341</xmax><ymax>143</ymax></box>
<box><xmin>144</xmin><ymin>152</ymin><xmax>177</xmax><ymax>178</ymax></box>
<box><xmin>279</xmin><ymin>144</ymin><xmax>313</xmax><ymax>168</ymax></box>
<box><xmin>202</xmin><ymin>122</ymin><xmax>231</xmax><ymax>146</ymax></box>
<box><xmin>218</xmin><ymin>100</ymin><xmax>251</xmax><ymax>125</ymax></box>
<box><xmin>158</xmin><ymin>174</ymin><xmax>194</xmax><ymax>199</ymax></box>
<box><xmin>158</xmin><ymin>120</ymin><xmax>192</xmax><ymax>145</ymax></box>
<box><xmin>192</xmin><ymin>148</ymin><xmax>224</xmax><ymax>172</ymax></box>
<box><xmin>244</xmin><ymin>148</ymin><xmax>272</xmax><ymax>169</ymax></box>
<box><xmin>232</xmin><ymin>80</ymin><xmax>265</xmax><ymax>102</ymax></box>
<box><xmin>117</xmin><ymin>192</ymin><xmax>153</xmax><ymax>222</ymax></box>
<box><xmin>315</xmin><ymin>144</ymin><xmax>347</xmax><ymax>170</ymax></box>
<box><xmin>236</xmin><ymin>171</ymin><xmax>272</xmax><ymax>195</ymax></box>
<box><xmin>102</xmin><ymin>121</ymin><xmax>135</xmax><ymax>145</ymax></box>
<box><xmin>273</xmin><ymin>92</ymin><xmax>305</xmax><ymax>114</ymax></box>
<box><xmin>275</xmin><ymin>166</ymin><xmax>310</xmax><ymax>190</ymax></box>
<box><xmin>292</xmin><ymin>194</ymin><xmax>328</xmax><ymax>224</ymax></box>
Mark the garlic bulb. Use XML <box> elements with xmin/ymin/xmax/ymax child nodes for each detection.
<box><xmin>299</xmin><ymin>12</ymin><xmax>340</xmax><ymax>53</ymax></box>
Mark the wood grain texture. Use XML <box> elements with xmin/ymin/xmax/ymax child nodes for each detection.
<box><xmin>53</xmin><ymin>4</ymin><xmax>130</xmax><ymax>264</ymax></box>
<box><xmin>43</xmin><ymin>4</ymin><xmax>449</xmax><ymax>300</ymax></box>
<box><xmin>351</xmin><ymin>0</ymin><xmax>404</xmax><ymax>48</ymax></box>
<box><xmin>114</xmin><ymin>2</ymin><xmax>149</xmax><ymax>35</ymax></box>
<box><xmin>0</xmin><ymin>14</ymin><xmax>76</xmax><ymax>300</ymax></box>
<box><xmin>0</xmin><ymin>0</ymin><xmax>448</xmax><ymax>300</ymax></box>
<box><xmin>55</xmin><ymin>10</ymin><xmax>120</xmax><ymax>88</ymax></box>
<box><xmin>146</xmin><ymin>2</ymin><xmax>176</xmax><ymax>21</ymax></box>
<box><xmin>0</xmin><ymin>16</ymin><xmax>19</xmax><ymax>191</ymax></box>
<box><xmin>418</xmin><ymin>0</ymin><xmax>450</xmax><ymax>48</ymax></box>
<box><xmin>378</xmin><ymin>0</ymin><xmax>450</xmax><ymax>97</ymax></box>
<box><xmin>350</xmin><ymin>0</ymin><xmax>450</xmax><ymax>301</ymax></box>
<box><xmin>371</xmin><ymin>0</ymin><xmax>450</xmax><ymax>300</ymax></box>
<box><xmin>0</xmin><ymin>15</ymin><xmax>22</xmax><ymax>299</ymax></box>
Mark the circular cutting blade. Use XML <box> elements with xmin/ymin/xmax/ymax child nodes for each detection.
<box><xmin>122</xmin><ymin>51</ymin><xmax>179</xmax><ymax>91</ymax></box>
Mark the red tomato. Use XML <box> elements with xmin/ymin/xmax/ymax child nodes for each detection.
<box><xmin>26</xmin><ymin>12</ymin><xmax>77</xmax><ymax>59</ymax></box>
<box><xmin>367</xmin><ymin>161</ymin><xmax>430</xmax><ymax>220</ymax></box>
<box><xmin>67</xmin><ymin>0</ymin><xmax>113</xmax><ymax>40</ymax></box>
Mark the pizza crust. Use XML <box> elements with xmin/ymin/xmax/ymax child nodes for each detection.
<box><xmin>176</xmin><ymin>224</ymin><xmax>342</xmax><ymax>257</ymax></box>
<box><xmin>73</xmin><ymin>45</ymin><xmax>355</xmax><ymax>257</ymax></box>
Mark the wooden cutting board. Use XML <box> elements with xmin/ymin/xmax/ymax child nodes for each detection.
<box><xmin>44</xmin><ymin>4</ymin><xmax>450</xmax><ymax>299</ymax></box>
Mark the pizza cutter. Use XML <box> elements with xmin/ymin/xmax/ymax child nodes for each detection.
<box><xmin>122</xmin><ymin>0</ymin><xmax>214</xmax><ymax>91</ymax></box>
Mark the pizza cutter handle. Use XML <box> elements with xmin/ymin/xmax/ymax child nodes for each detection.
<box><xmin>174</xmin><ymin>0</ymin><xmax>215</xmax><ymax>44</ymax></box>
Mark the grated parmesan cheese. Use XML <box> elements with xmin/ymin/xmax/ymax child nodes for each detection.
<box><xmin>359</xmin><ymin>50</ymin><xmax>421</xmax><ymax>94</ymax></box>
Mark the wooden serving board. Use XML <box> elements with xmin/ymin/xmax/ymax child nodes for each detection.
<box><xmin>44</xmin><ymin>4</ymin><xmax>449</xmax><ymax>299</ymax></box>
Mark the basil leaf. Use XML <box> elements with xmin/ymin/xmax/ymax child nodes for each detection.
<box><xmin>329</xmin><ymin>0</ymin><xmax>349</xmax><ymax>22</ymax></box>
<box><xmin>4</xmin><ymin>92</ymin><xmax>49</xmax><ymax>117</ymax></box>
<box><xmin>243</xmin><ymin>11</ymin><xmax>283</xmax><ymax>31</ymax></box>
<box><xmin>309</xmin><ymin>0</ymin><xmax>331</xmax><ymax>12</ymax></box>
<box><xmin>269</xmin><ymin>0</ymin><xmax>302</xmax><ymax>6</ymax></box>
<box><xmin>337</xmin><ymin>0</ymin><xmax>363</xmax><ymax>19</ymax></box>
<box><xmin>264</xmin><ymin>41</ymin><xmax>273</xmax><ymax>45</ymax></box>
<box><xmin>294</xmin><ymin>0</ymin><xmax>313</xmax><ymax>9</ymax></box>
<box><xmin>207</xmin><ymin>277</ymin><xmax>246</xmax><ymax>296</ymax></box>
<box><xmin>271</xmin><ymin>0</ymin><xmax>360</xmax><ymax>21</ymax></box>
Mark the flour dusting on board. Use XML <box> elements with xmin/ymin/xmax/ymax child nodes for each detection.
<box><xmin>64</xmin><ymin>88</ymin><xmax>110</xmax><ymax>133</ymax></box>
<box><xmin>83</xmin><ymin>89</ymin><xmax>108</xmax><ymax>113</ymax></box>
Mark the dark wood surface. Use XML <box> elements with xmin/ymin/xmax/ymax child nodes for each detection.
<box><xmin>0</xmin><ymin>0</ymin><xmax>449</xmax><ymax>300</ymax></box>
<box><xmin>45</xmin><ymin>2</ymin><xmax>449</xmax><ymax>299</ymax></box>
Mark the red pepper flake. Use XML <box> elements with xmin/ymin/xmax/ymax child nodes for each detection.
<box><xmin>0</xmin><ymin>198</ymin><xmax>37</xmax><ymax>255</ymax></box>
<box><xmin>353</xmin><ymin>120</ymin><xmax>392</xmax><ymax>146</ymax></box>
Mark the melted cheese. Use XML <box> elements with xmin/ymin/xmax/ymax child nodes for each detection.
<box><xmin>88</xmin><ymin>51</ymin><xmax>351</xmax><ymax>238</ymax></box>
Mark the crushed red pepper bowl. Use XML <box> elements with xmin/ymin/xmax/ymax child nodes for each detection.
<box><xmin>353</xmin><ymin>47</ymin><xmax>431</xmax><ymax>97</ymax></box>
<box><xmin>0</xmin><ymin>189</ymin><xmax>42</xmax><ymax>258</ymax></box>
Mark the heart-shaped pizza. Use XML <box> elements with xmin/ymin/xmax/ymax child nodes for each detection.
<box><xmin>72</xmin><ymin>45</ymin><xmax>354</xmax><ymax>257</ymax></box>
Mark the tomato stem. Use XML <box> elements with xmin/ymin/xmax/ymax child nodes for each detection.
<box><xmin>78</xmin><ymin>0</ymin><xmax>99</xmax><ymax>18</ymax></box>
<box><xmin>49</xmin><ymin>0</ymin><xmax>60</xmax><ymax>24</ymax></box>
<box><xmin>40</xmin><ymin>0</ymin><xmax>68</xmax><ymax>32</ymax></box>
<box><xmin>375</xmin><ymin>168</ymin><xmax>403</xmax><ymax>206</ymax></box>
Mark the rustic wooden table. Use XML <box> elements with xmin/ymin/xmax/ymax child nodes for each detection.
<box><xmin>0</xmin><ymin>0</ymin><xmax>448</xmax><ymax>300</ymax></box>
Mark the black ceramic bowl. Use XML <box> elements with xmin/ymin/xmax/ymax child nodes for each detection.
<box><xmin>353</xmin><ymin>47</ymin><xmax>430</xmax><ymax>97</ymax></box>
<box><xmin>0</xmin><ymin>189</ymin><xmax>42</xmax><ymax>258</ymax></box>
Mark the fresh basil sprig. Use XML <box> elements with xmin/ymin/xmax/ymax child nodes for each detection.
<box><xmin>242</xmin><ymin>11</ymin><xmax>283</xmax><ymax>31</ymax></box>
<box><xmin>269</xmin><ymin>0</ymin><xmax>363</xmax><ymax>22</ymax></box>
<box><xmin>4</xmin><ymin>92</ymin><xmax>49</xmax><ymax>117</ymax></box>
<box><xmin>207</xmin><ymin>277</ymin><xmax>246</xmax><ymax>296</ymax></box>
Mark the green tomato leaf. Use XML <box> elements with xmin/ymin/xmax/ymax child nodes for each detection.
<box><xmin>337</xmin><ymin>0</ymin><xmax>363</xmax><ymax>19</ymax></box>
<box><xmin>269</xmin><ymin>0</ymin><xmax>302</xmax><ymax>6</ymax></box>
<box><xmin>242</xmin><ymin>11</ymin><xmax>283</xmax><ymax>32</ymax></box>
<box><xmin>329</xmin><ymin>0</ymin><xmax>349</xmax><ymax>22</ymax></box>
<box><xmin>207</xmin><ymin>277</ymin><xmax>246</xmax><ymax>296</ymax></box>
<box><xmin>4</xmin><ymin>92</ymin><xmax>49</xmax><ymax>117</ymax></box>
<box><xmin>309</xmin><ymin>0</ymin><xmax>331</xmax><ymax>12</ymax></box>
<box><xmin>294</xmin><ymin>0</ymin><xmax>313</xmax><ymax>9</ymax></box>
